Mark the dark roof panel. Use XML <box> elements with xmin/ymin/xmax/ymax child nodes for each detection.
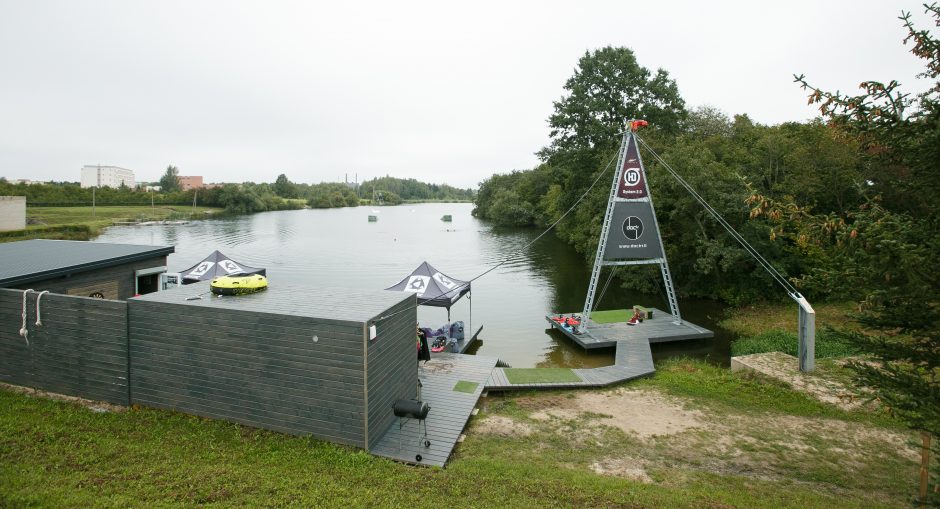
<box><xmin>134</xmin><ymin>281</ymin><xmax>414</xmax><ymax>323</ymax></box>
<box><xmin>0</xmin><ymin>239</ymin><xmax>174</xmax><ymax>287</ymax></box>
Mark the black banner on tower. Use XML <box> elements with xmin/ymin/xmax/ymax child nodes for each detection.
<box><xmin>616</xmin><ymin>136</ymin><xmax>647</xmax><ymax>199</ymax></box>
<box><xmin>602</xmin><ymin>201</ymin><xmax>664</xmax><ymax>260</ymax></box>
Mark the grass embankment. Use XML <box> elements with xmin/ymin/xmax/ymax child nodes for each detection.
<box><xmin>0</xmin><ymin>357</ymin><xmax>918</xmax><ymax>508</ymax></box>
<box><xmin>0</xmin><ymin>205</ymin><xmax>223</xmax><ymax>243</ymax></box>
<box><xmin>722</xmin><ymin>302</ymin><xmax>861</xmax><ymax>358</ymax></box>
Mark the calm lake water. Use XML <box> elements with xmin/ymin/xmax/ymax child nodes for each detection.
<box><xmin>95</xmin><ymin>203</ymin><xmax>732</xmax><ymax>368</ymax></box>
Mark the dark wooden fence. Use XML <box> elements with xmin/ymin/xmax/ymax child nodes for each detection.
<box><xmin>0</xmin><ymin>286</ymin><xmax>416</xmax><ymax>451</ymax></box>
<box><xmin>0</xmin><ymin>288</ymin><xmax>129</xmax><ymax>405</ymax></box>
<box><xmin>127</xmin><ymin>298</ymin><xmax>374</xmax><ymax>448</ymax></box>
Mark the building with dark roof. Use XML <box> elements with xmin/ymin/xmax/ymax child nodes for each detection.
<box><xmin>0</xmin><ymin>240</ymin><xmax>174</xmax><ymax>300</ymax></box>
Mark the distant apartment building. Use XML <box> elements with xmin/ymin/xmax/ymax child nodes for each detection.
<box><xmin>80</xmin><ymin>165</ymin><xmax>136</xmax><ymax>189</ymax></box>
<box><xmin>178</xmin><ymin>176</ymin><xmax>204</xmax><ymax>191</ymax></box>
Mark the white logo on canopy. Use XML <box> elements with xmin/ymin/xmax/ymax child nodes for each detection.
<box><xmin>220</xmin><ymin>260</ymin><xmax>243</xmax><ymax>274</ymax></box>
<box><xmin>432</xmin><ymin>272</ymin><xmax>456</xmax><ymax>289</ymax></box>
<box><xmin>187</xmin><ymin>261</ymin><xmax>215</xmax><ymax>278</ymax></box>
<box><xmin>405</xmin><ymin>276</ymin><xmax>430</xmax><ymax>296</ymax></box>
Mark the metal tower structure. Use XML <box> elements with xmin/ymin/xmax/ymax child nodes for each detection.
<box><xmin>581</xmin><ymin>120</ymin><xmax>681</xmax><ymax>332</ymax></box>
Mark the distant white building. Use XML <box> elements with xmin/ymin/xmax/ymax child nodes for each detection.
<box><xmin>81</xmin><ymin>165</ymin><xmax>136</xmax><ymax>189</ymax></box>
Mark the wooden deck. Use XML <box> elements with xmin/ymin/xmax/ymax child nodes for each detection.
<box><xmin>545</xmin><ymin>308</ymin><xmax>713</xmax><ymax>349</ymax></box>
<box><xmin>484</xmin><ymin>338</ymin><xmax>655</xmax><ymax>391</ymax></box>
<box><xmin>370</xmin><ymin>353</ymin><xmax>498</xmax><ymax>467</ymax></box>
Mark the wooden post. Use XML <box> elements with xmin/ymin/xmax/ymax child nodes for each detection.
<box><xmin>920</xmin><ymin>431</ymin><xmax>931</xmax><ymax>509</ymax></box>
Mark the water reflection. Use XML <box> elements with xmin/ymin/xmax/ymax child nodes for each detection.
<box><xmin>94</xmin><ymin>203</ymin><xmax>731</xmax><ymax>368</ymax></box>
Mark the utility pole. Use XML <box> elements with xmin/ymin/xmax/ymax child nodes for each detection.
<box><xmin>92</xmin><ymin>186</ymin><xmax>96</xmax><ymax>219</ymax></box>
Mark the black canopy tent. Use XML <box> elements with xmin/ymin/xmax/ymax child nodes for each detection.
<box><xmin>386</xmin><ymin>261</ymin><xmax>482</xmax><ymax>353</ymax></box>
<box><xmin>385</xmin><ymin>261</ymin><xmax>470</xmax><ymax>319</ymax></box>
<box><xmin>179</xmin><ymin>250</ymin><xmax>266</xmax><ymax>284</ymax></box>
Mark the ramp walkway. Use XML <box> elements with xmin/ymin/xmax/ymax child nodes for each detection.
<box><xmin>486</xmin><ymin>309</ymin><xmax>711</xmax><ymax>392</ymax></box>
<box><xmin>484</xmin><ymin>338</ymin><xmax>655</xmax><ymax>391</ymax></box>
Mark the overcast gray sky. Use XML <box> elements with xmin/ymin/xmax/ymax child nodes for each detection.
<box><xmin>0</xmin><ymin>1</ymin><xmax>933</xmax><ymax>188</ymax></box>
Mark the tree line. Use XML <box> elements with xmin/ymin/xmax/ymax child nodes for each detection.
<box><xmin>0</xmin><ymin>178</ymin><xmax>303</xmax><ymax>215</ymax></box>
<box><xmin>474</xmin><ymin>7</ymin><xmax>939</xmax><ymax>498</ymax></box>
<box><xmin>271</xmin><ymin>174</ymin><xmax>475</xmax><ymax>208</ymax></box>
<box><xmin>0</xmin><ymin>171</ymin><xmax>474</xmax><ymax>214</ymax></box>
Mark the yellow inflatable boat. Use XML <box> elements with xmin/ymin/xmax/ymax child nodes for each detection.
<box><xmin>210</xmin><ymin>275</ymin><xmax>268</xmax><ymax>296</ymax></box>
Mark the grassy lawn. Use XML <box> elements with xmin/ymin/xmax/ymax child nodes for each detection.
<box><xmin>28</xmin><ymin>205</ymin><xmax>221</xmax><ymax>230</ymax></box>
<box><xmin>720</xmin><ymin>301</ymin><xmax>867</xmax><ymax>358</ymax></box>
<box><xmin>1</xmin><ymin>358</ymin><xmax>921</xmax><ymax>508</ymax></box>
<box><xmin>719</xmin><ymin>301</ymin><xmax>859</xmax><ymax>337</ymax></box>
<box><xmin>0</xmin><ymin>205</ymin><xmax>224</xmax><ymax>243</ymax></box>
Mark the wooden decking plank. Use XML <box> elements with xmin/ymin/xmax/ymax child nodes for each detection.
<box><xmin>371</xmin><ymin>353</ymin><xmax>498</xmax><ymax>467</ymax></box>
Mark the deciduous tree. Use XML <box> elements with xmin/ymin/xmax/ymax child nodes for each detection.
<box><xmin>159</xmin><ymin>165</ymin><xmax>181</xmax><ymax>193</ymax></box>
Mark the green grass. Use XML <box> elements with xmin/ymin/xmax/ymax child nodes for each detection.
<box><xmin>635</xmin><ymin>358</ymin><xmax>895</xmax><ymax>426</ymax></box>
<box><xmin>453</xmin><ymin>381</ymin><xmax>478</xmax><ymax>393</ymax></box>
<box><xmin>28</xmin><ymin>205</ymin><xmax>220</xmax><ymax>229</ymax></box>
<box><xmin>0</xmin><ymin>357</ymin><xmax>918</xmax><ymax>508</ymax></box>
<box><xmin>504</xmin><ymin>368</ymin><xmax>582</xmax><ymax>384</ymax></box>
<box><xmin>0</xmin><ymin>205</ymin><xmax>224</xmax><ymax>244</ymax></box>
<box><xmin>731</xmin><ymin>329</ymin><xmax>859</xmax><ymax>358</ymax></box>
<box><xmin>720</xmin><ymin>302</ymin><xmax>859</xmax><ymax>337</ymax></box>
<box><xmin>0</xmin><ymin>224</ymin><xmax>93</xmax><ymax>242</ymax></box>
<box><xmin>588</xmin><ymin>309</ymin><xmax>631</xmax><ymax>324</ymax></box>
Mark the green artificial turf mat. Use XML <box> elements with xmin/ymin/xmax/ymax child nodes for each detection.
<box><xmin>588</xmin><ymin>309</ymin><xmax>631</xmax><ymax>324</ymax></box>
<box><xmin>453</xmin><ymin>380</ymin><xmax>479</xmax><ymax>393</ymax></box>
<box><xmin>504</xmin><ymin>368</ymin><xmax>582</xmax><ymax>384</ymax></box>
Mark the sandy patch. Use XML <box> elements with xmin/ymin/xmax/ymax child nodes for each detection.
<box><xmin>473</xmin><ymin>415</ymin><xmax>533</xmax><ymax>437</ymax></box>
<box><xmin>523</xmin><ymin>388</ymin><xmax>704</xmax><ymax>438</ymax></box>
<box><xmin>769</xmin><ymin>414</ymin><xmax>918</xmax><ymax>461</ymax></box>
<box><xmin>589</xmin><ymin>457</ymin><xmax>653</xmax><ymax>483</ymax></box>
<box><xmin>731</xmin><ymin>352</ymin><xmax>865</xmax><ymax>410</ymax></box>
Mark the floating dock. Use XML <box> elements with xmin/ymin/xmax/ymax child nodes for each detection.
<box><xmin>545</xmin><ymin>308</ymin><xmax>712</xmax><ymax>349</ymax></box>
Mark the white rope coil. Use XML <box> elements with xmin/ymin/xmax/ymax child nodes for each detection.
<box><xmin>35</xmin><ymin>290</ymin><xmax>50</xmax><ymax>326</ymax></box>
<box><xmin>19</xmin><ymin>289</ymin><xmax>33</xmax><ymax>345</ymax></box>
